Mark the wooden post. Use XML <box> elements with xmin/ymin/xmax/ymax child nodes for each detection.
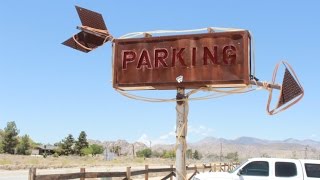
<box><xmin>170</xmin><ymin>165</ymin><xmax>173</xmax><ymax>180</ymax></box>
<box><xmin>209</xmin><ymin>163</ymin><xmax>212</xmax><ymax>172</ymax></box>
<box><xmin>29</xmin><ymin>168</ymin><xmax>36</xmax><ymax>180</ymax></box>
<box><xmin>80</xmin><ymin>168</ymin><xmax>85</xmax><ymax>180</ymax></box>
<box><xmin>126</xmin><ymin>167</ymin><xmax>131</xmax><ymax>180</ymax></box>
<box><xmin>143</xmin><ymin>33</ymin><xmax>152</xmax><ymax>38</ymax></box>
<box><xmin>203</xmin><ymin>164</ymin><xmax>205</xmax><ymax>173</ymax></box>
<box><xmin>224</xmin><ymin>163</ymin><xmax>227</xmax><ymax>172</ymax></box>
<box><xmin>145</xmin><ymin>165</ymin><xmax>149</xmax><ymax>180</ymax></box>
<box><xmin>213</xmin><ymin>163</ymin><xmax>216</xmax><ymax>172</ymax></box>
<box><xmin>175</xmin><ymin>88</ymin><xmax>187</xmax><ymax>180</ymax></box>
<box><xmin>207</xmin><ymin>27</ymin><xmax>215</xmax><ymax>33</ymax></box>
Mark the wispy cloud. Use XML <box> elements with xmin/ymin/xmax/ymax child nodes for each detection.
<box><xmin>188</xmin><ymin>125</ymin><xmax>213</xmax><ymax>136</ymax></box>
<box><xmin>137</xmin><ymin>125</ymin><xmax>214</xmax><ymax>145</ymax></box>
<box><xmin>137</xmin><ymin>131</ymin><xmax>175</xmax><ymax>145</ymax></box>
<box><xmin>310</xmin><ymin>134</ymin><xmax>319</xmax><ymax>140</ymax></box>
<box><xmin>159</xmin><ymin>131</ymin><xmax>175</xmax><ymax>140</ymax></box>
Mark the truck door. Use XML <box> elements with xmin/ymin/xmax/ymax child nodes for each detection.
<box><xmin>237</xmin><ymin>161</ymin><xmax>270</xmax><ymax>180</ymax></box>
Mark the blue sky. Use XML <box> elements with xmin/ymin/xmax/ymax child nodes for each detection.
<box><xmin>0</xmin><ymin>1</ymin><xmax>319</xmax><ymax>145</ymax></box>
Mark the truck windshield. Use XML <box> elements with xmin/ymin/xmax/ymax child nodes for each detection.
<box><xmin>229</xmin><ymin>160</ymin><xmax>248</xmax><ymax>173</ymax></box>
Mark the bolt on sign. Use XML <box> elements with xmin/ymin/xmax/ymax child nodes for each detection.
<box><xmin>113</xmin><ymin>31</ymin><xmax>251</xmax><ymax>90</ymax></box>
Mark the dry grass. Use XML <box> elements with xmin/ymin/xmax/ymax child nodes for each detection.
<box><xmin>0</xmin><ymin>154</ymin><xmax>179</xmax><ymax>170</ymax></box>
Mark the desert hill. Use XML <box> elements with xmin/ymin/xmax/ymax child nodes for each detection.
<box><xmin>89</xmin><ymin>137</ymin><xmax>320</xmax><ymax>161</ymax></box>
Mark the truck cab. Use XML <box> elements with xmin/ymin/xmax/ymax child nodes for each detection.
<box><xmin>193</xmin><ymin>158</ymin><xmax>320</xmax><ymax>180</ymax></box>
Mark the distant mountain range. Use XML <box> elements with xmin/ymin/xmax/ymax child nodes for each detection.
<box><xmin>89</xmin><ymin>137</ymin><xmax>320</xmax><ymax>160</ymax></box>
<box><xmin>194</xmin><ymin>136</ymin><xmax>320</xmax><ymax>147</ymax></box>
<box><xmin>154</xmin><ymin>136</ymin><xmax>320</xmax><ymax>160</ymax></box>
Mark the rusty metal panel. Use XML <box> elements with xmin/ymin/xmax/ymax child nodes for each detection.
<box><xmin>113</xmin><ymin>31</ymin><xmax>251</xmax><ymax>90</ymax></box>
<box><xmin>75</xmin><ymin>6</ymin><xmax>108</xmax><ymax>31</ymax></box>
<box><xmin>62</xmin><ymin>31</ymin><xmax>105</xmax><ymax>53</ymax></box>
<box><xmin>62</xmin><ymin>6</ymin><xmax>109</xmax><ymax>53</ymax></box>
<box><xmin>277</xmin><ymin>68</ymin><xmax>303</xmax><ymax>108</ymax></box>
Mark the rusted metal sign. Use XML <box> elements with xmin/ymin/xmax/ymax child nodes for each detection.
<box><xmin>62</xmin><ymin>6</ymin><xmax>110</xmax><ymax>53</ymax></box>
<box><xmin>113</xmin><ymin>31</ymin><xmax>251</xmax><ymax>90</ymax></box>
<box><xmin>277</xmin><ymin>68</ymin><xmax>303</xmax><ymax>108</ymax></box>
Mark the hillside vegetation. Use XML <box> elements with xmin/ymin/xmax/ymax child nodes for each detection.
<box><xmin>1</xmin><ymin>121</ymin><xmax>320</xmax><ymax>170</ymax></box>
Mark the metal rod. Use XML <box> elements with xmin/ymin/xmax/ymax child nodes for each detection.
<box><xmin>175</xmin><ymin>88</ymin><xmax>187</xmax><ymax>180</ymax></box>
<box><xmin>250</xmin><ymin>80</ymin><xmax>281</xmax><ymax>90</ymax></box>
<box><xmin>76</xmin><ymin>26</ymin><xmax>108</xmax><ymax>38</ymax></box>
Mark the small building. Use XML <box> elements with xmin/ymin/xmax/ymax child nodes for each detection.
<box><xmin>31</xmin><ymin>145</ymin><xmax>57</xmax><ymax>156</ymax></box>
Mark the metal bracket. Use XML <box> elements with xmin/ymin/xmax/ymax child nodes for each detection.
<box><xmin>176</xmin><ymin>88</ymin><xmax>186</xmax><ymax>105</ymax></box>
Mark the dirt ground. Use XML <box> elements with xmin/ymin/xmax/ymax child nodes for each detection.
<box><xmin>0</xmin><ymin>154</ymin><xmax>178</xmax><ymax>170</ymax></box>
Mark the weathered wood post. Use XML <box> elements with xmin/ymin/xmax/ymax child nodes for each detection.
<box><xmin>175</xmin><ymin>88</ymin><xmax>187</xmax><ymax>180</ymax></box>
<box><xmin>28</xmin><ymin>168</ymin><xmax>36</xmax><ymax>180</ymax></box>
<box><xmin>145</xmin><ymin>165</ymin><xmax>149</xmax><ymax>180</ymax></box>
<box><xmin>126</xmin><ymin>167</ymin><xmax>131</xmax><ymax>180</ymax></box>
<box><xmin>80</xmin><ymin>168</ymin><xmax>85</xmax><ymax>180</ymax></box>
<box><xmin>170</xmin><ymin>165</ymin><xmax>174</xmax><ymax>180</ymax></box>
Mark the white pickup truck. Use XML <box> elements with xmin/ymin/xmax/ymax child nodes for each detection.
<box><xmin>192</xmin><ymin>158</ymin><xmax>320</xmax><ymax>180</ymax></box>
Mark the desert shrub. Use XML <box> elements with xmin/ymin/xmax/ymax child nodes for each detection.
<box><xmin>90</xmin><ymin>144</ymin><xmax>104</xmax><ymax>156</ymax></box>
<box><xmin>81</xmin><ymin>147</ymin><xmax>92</xmax><ymax>156</ymax></box>
<box><xmin>136</xmin><ymin>148</ymin><xmax>152</xmax><ymax>158</ymax></box>
<box><xmin>162</xmin><ymin>150</ymin><xmax>175</xmax><ymax>159</ymax></box>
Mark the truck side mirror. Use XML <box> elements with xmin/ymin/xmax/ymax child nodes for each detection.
<box><xmin>237</xmin><ymin>169</ymin><xmax>244</xmax><ymax>176</ymax></box>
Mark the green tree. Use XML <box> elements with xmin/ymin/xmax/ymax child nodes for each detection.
<box><xmin>186</xmin><ymin>149</ymin><xmax>193</xmax><ymax>159</ymax></box>
<box><xmin>0</xmin><ymin>129</ymin><xmax>4</xmax><ymax>153</ymax></box>
<box><xmin>90</xmin><ymin>144</ymin><xmax>104</xmax><ymax>156</ymax></box>
<box><xmin>136</xmin><ymin>148</ymin><xmax>152</xmax><ymax>158</ymax></box>
<box><xmin>59</xmin><ymin>134</ymin><xmax>75</xmax><ymax>155</ymax></box>
<box><xmin>16</xmin><ymin>134</ymin><xmax>32</xmax><ymax>155</ymax></box>
<box><xmin>193</xmin><ymin>150</ymin><xmax>201</xmax><ymax>160</ymax></box>
<box><xmin>54</xmin><ymin>142</ymin><xmax>64</xmax><ymax>156</ymax></box>
<box><xmin>79</xmin><ymin>144</ymin><xmax>104</xmax><ymax>156</ymax></box>
<box><xmin>74</xmin><ymin>131</ymin><xmax>89</xmax><ymax>156</ymax></box>
<box><xmin>111</xmin><ymin>145</ymin><xmax>121</xmax><ymax>156</ymax></box>
<box><xmin>2</xmin><ymin>121</ymin><xmax>19</xmax><ymax>154</ymax></box>
<box><xmin>81</xmin><ymin>147</ymin><xmax>93</xmax><ymax>156</ymax></box>
<box><xmin>162</xmin><ymin>150</ymin><xmax>176</xmax><ymax>159</ymax></box>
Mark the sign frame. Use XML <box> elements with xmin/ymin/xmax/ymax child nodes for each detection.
<box><xmin>113</xmin><ymin>30</ymin><xmax>251</xmax><ymax>90</ymax></box>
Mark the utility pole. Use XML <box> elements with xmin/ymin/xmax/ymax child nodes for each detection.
<box><xmin>220</xmin><ymin>142</ymin><xmax>222</xmax><ymax>162</ymax></box>
<box><xmin>304</xmin><ymin>145</ymin><xmax>309</xmax><ymax>159</ymax></box>
<box><xmin>175</xmin><ymin>88</ymin><xmax>187</xmax><ymax>180</ymax></box>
